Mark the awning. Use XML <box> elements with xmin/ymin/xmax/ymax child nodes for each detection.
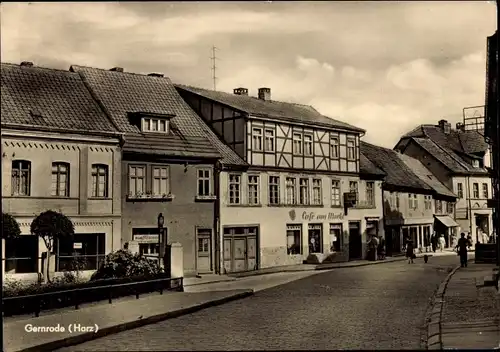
<box><xmin>434</xmin><ymin>215</ymin><xmax>459</xmax><ymax>228</ymax></box>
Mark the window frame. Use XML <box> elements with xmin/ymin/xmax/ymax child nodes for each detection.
<box><xmin>128</xmin><ymin>164</ymin><xmax>146</xmax><ymax>197</ymax></box>
<box><xmin>51</xmin><ymin>162</ymin><xmax>70</xmax><ymax>197</ymax></box>
<box><xmin>152</xmin><ymin>165</ymin><xmax>170</xmax><ymax>196</ymax></box>
<box><xmin>285</xmin><ymin>177</ymin><xmax>297</xmax><ymax>205</ymax></box>
<box><xmin>286</xmin><ymin>224</ymin><xmax>302</xmax><ymax>255</ymax></box>
<box><xmin>247</xmin><ymin>174</ymin><xmax>260</xmax><ymax>205</ymax></box>
<box><xmin>228</xmin><ymin>173</ymin><xmax>241</xmax><ymax>205</ymax></box>
<box><xmin>330</xmin><ymin>136</ymin><xmax>339</xmax><ymax>159</ymax></box>
<box><xmin>197</xmin><ymin>168</ymin><xmax>212</xmax><ymax>197</ymax></box>
<box><xmin>304</xmin><ymin>134</ymin><xmax>313</xmax><ymax>156</ymax></box>
<box><xmin>268</xmin><ymin>175</ymin><xmax>280</xmax><ymax>205</ymax></box>
<box><xmin>331</xmin><ymin>179</ymin><xmax>341</xmax><ymax>207</ymax></box>
<box><xmin>366</xmin><ymin>181</ymin><xmax>375</xmax><ymax>206</ymax></box>
<box><xmin>292</xmin><ymin>133</ymin><xmax>303</xmax><ymax>155</ymax></box>
<box><xmin>91</xmin><ymin>164</ymin><xmax>109</xmax><ymax>198</ymax></box>
<box><xmin>252</xmin><ymin>127</ymin><xmax>263</xmax><ymax>152</ymax></box>
<box><xmin>347</xmin><ymin>138</ymin><xmax>356</xmax><ymax>161</ymax></box>
<box><xmin>473</xmin><ymin>183</ymin><xmax>479</xmax><ymax>198</ymax></box>
<box><xmin>4</xmin><ymin>234</ymin><xmax>39</xmax><ymax>274</ymax></box>
<box><xmin>329</xmin><ymin>223</ymin><xmax>342</xmax><ymax>252</ymax></box>
<box><xmin>457</xmin><ymin>183</ymin><xmax>463</xmax><ymax>198</ymax></box>
<box><xmin>349</xmin><ymin>181</ymin><xmax>358</xmax><ymax>201</ymax></box>
<box><xmin>264</xmin><ymin>128</ymin><xmax>275</xmax><ymax>153</ymax></box>
<box><xmin>142</xmin><ymin>117</ymin><xmax>169</xmax><ymax>133</ymax></box>
<box><xmin>299</xmin><ymin>178</ymin><xmax>310</xmax><ymax>205</ymax></box>
<box><xmin>11</xmin><ymin>160</ymin><xmax>31</xmax><ymax>196</ymax></box>
<box><xmin>312</xmin><ymin>178</ymin><xmax>322</xmax><ymax>205</ymax></box>
<box><xmin>482</xmin><ymin>183</ymin><xmax>488</xmax><ymax>199</ymax></box>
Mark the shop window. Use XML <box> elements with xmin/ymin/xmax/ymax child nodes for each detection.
<box><xmin>4</xmin><ymin>235</ymin><xmax>38</xmax><ymax>273</ymax></box>
<box><xmin>329</xmin><ymin>224</ymin><xmax>342</xmax><ymax>252</ymax></box>
<box><xmin>286</xmin><ymin>224</ymin><xmax>302</xmax><ymax>255</ymax></box>
<box><xmin>55</xmin><ymin>233</ymin><xmax>105</xmax><ymax>271</ymax></box>
<box><xmin>308</xmin><ymin>224</ymin><xmax>323</xmax><ymax>254</ymax></box>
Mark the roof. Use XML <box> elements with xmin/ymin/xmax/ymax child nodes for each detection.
<box><xmin>400</xmin><ymin>124</ymin><xmax>488</xmax><ymax>174</ymax></box>
<box><xmin>175</xmin><ymin>85</ymin><xmax>365</xmax><ymax>133</ymax></box>
<box><xmin>1</xmin><ymin>63</ymin><xmax>118</xmax><ymax>134</ymax></box>
<box><xmin>359</xmin><ymin>153</ymin><xmax>386</xmax><ymax>177</ymax></box>
<box><xmin>71</xmin><ymin>66</ymin><xmax>246</xmax><ymax>165</ymax></box>
<box><xmin>397</xmin><ymin>153</ymin><xmax>456</xmax><ymax>198</ymax></box>
<box><xmin>360</xmin><ymin>141</ymin><xmax>433</xmax><ymax>191</ymax></box>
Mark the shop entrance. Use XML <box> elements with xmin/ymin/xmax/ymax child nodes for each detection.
<box><xmin>348</xmin><ymin>221</ymin><xmax>362</xmax><ymax>260</ymax></box>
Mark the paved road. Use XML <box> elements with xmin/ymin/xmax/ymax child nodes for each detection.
<box><xmin>58</xmin><ymin>255</ymin><xmax>460</xmax><ymax>351</ymax></box>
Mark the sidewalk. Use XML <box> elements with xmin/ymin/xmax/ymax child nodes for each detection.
<box><xmin>434</xmin><ymin>262</ymin><xmax>500</xmax><ymax>350</ymax></box>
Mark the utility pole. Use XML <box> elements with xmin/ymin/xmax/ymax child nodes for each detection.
<box><xmin>210</xmin><ymin>45</ymin><xmax>219</xmax><ymax>91</ymax></box>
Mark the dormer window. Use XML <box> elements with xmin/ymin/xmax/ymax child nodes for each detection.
<box><xmin>142</xmin><ymin>118</ymin><xmax>169</xmax><ymax>133</ymax></box>
<box><xmin>472</xmin><ymin>159</ymin><xmax>479</xmax><ymax>168</ymax></box>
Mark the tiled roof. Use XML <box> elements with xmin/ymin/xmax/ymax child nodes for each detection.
<box><xmin>175</xmin><ymin>85</ymin><xmax>365</xmax><ymax>133</ymax></box>
<box><xmin>1</xmin><ymin>63</ymin><xmax>118</xmax><ymax>133</ymax></box>
<box><xmin>359</xmin><ymin>153</ymin><xmax>386</xmax><ymax>176</ymax></box>
<box><xmin>360</xmin><ymin>141</ymin><xmax>432</xmax><ymax>191</ymax></box>
<box><xmin>71</xmin><ymin>66</ymin><xmax>246</xmax><ymax>165</ymax></box>
<box><xmin>396</xmin><ymin>153</ymin><xmax>456</xmax><ymax>198</ymax></box>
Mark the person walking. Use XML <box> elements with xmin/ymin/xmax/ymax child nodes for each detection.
<box><xmin>378</xmin><ymin>238</ymin><xmax>386</xmax><ymax>260</ymax></box>
<box><xmin>439</xmin><ymin>235</ymin><xmax>446</xmax><ymax>252</ymax></box>
<box><xmin>455</xmin><ymin>233</ymin><xmax>469</xmax><ymax>268</ymax></box>
<box><xmin>406</xmin><ymin>240</ymin><xmax>414</xmax><ymax>264</ymax></box>
<box><xmin>431</xmin><ymin>234</ymin><xmax>437</xmax><ymax>253</ymax></box>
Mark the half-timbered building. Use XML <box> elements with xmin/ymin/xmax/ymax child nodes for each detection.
<box><xmin>176</xmin><ymin>86</ymin><xmax>385</xmax><ymax>271</ymax></box>
<box><xmin>1</xmin><ymin>62</ymin><xmax>123</xmax><ymax>280</ymax></box>
<box><xmin>72</xmin><ymin>66</ymin><xmax>225</xmax><ymax>277</ymax></box>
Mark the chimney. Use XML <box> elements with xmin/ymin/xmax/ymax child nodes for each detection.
<box><xmin>20</xmin><ymin>61</ymin><xmax>33</xmax><ymax>67</ymax></box>
<box><xmin>233</xmin><ymin>87</ymin><xmax>248</xmax><ymax>96</ymax></box>
<box><xmin>258</xmin><ymin>87</ymin><xmax>271</xmax><ymax>101</ymax></box>
<box><xmin>110</xmin><ymin>67</ymin><xmax>124</xmax><ymax>72</ymax></box>
<box><xmin>148</xmin><ymin>73</ymin><xmax>164</xmax><ymax>77</ymax></box>
<box><xmin>438</xmin><ymin>119</ymin><xmax>451</xmax><ymax>134</ymax></box>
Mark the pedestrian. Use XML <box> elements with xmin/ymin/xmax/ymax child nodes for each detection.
<box><xmin>467</xmin><ymin>234</ymin><xmax>473</xmax><ymax>250</ymax></box>
<box><xmin>406</xmin><ymin>240</ymin><xmax>414</xmax><ymax>264</ymax></box>
<box><xmin>455</xmin><ymin>233</ymin><xmax>469</xmax><ymax>268</ymax></box>
<box><xmin>439</xmin><ymin>235</ymin><xmax>445</xmax><ymax>252</ymax></box>
<box><xmin>378</xmin><ymin>238</ymin><xmax>386</xmax><ymax>260</ymax></box>
<box><xmin>431</xmin><ymin>234</ymin><xmax>437</xmax><ymax>253</ymax></box>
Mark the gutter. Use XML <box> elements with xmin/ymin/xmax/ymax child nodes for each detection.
<box><xmin>1</xmin><ymin>123</ymin><xmax>125</xmax><ymax>140</ymax></box>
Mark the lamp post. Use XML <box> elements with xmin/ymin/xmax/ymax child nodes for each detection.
<box><xmin>157</xmin><ymin>213</ymin><xmax>164</xmax><ymax>266</ymax></box>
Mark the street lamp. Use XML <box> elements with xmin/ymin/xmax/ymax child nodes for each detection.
<box><xmin>157</xmin><ymin>213</ymin><xmax>164</xmax><ymax>265</ymax></box>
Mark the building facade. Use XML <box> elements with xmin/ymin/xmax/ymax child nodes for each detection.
<box><xmin>395</xmin><ymin>119</ymin><xmax>492</xmax><ymax>245</ymax></box>
<box><xmin>1</xmin><ymin>62</ymin><xmax>123</xmax><ymax>280</ymax></box>
<box><xmin>72</xmin><ymin>66</ymin><xmax>223</xmax><ymax>276</ymax></box>
<box><xmin>177</xmin><ymin>86</ymin><xmax>385</xmax><ymax>273</ymax></box>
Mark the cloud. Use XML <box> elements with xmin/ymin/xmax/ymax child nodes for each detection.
<box><xmin>0</xmin><ymin>2</ymin><xmax>496</xmax><ymax>148</ymax></box>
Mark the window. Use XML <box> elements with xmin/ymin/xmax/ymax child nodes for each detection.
<box><xmin>11</xmin><ymin>160</ymin><xmax>31</xmax><ymax>196</ymax></box>
<box><xmin>447</xmin><ymin>202</ymin><xmax>454</xmax><ymax>214</ymax></box>
<box><xmin>268</xmin><ymin>176</ymin><xmax>280</xmax><ymax>205</ymax></box>
<box><xmin>229</xmin><ymin>174</ymin><xmax>241</xmax><ymax>204</ymax></box>
<box><xmin>395</xmin><ymin>193</ymin><xmax>400</xmax><ymax>209</ymax></box>
<box><xmin>424</xmin><ymin>196</ymin><xmax>432</xmax><ymax>210</ymax></box>
<box><xmin>329</xmin><ymin>224</ymin><xmax>342</xmax><ymax>252</ymax></box>
<box><xmin>55</xmin><ymin>233</ymin><xmax>105</xmax><ymax>271</ymax></box>
<box><xmin>142</xmin><ymin>118</ymin><xmax>168</xmax><ymax>133</ymax></box>
<box><xmin>248</xmin><ymin>175</ymin><xmax>260</xmax><ymax>205</ymax></box>
<box><xmin>91</xmin><ymin>164</ymin><xmax>108</xmax><ymax>198</ymax></box>
<box><xmin>197</xmin><ymin>229</ymin><xmax>211</xmax><ymax>257</ymax></box>
<box><xmin>304</xmin><ymin>134</ymin><xmax>313</xmax><ymax>156</ymax></box>
<box><xmin>4</xmin><ymin>235</ymin><xmax>38</xmax><ymax>273</ymax></box>
<box><xmin>457</xmin><ymin>183</ymin><xmax>463</xmax><ymax>198</ymax></box>
<box><xmin>366</xmin><ymin>182</ymin><xmax>374</xmax><ymax>206</ymax></box>
<box><xmin>408</xmin><ymin>194</ymin><xmax>414</xmax><ymax>209</ymax></box>
<box><xmin>293</xmin><ymin>133</ymin><xmax>302</xmax><ymax>154</ymax></box>
<box><xmin>133</xmin><ymin>228</ymin><xmax>161</xmax><ymax>258</ymax></box>
<box><xmin>482</xmin><ymin>183</ymin><xmax>489</xmax><ymax>199</ymax></box>
<box><xmin>299</xmin><ymin>178</ymin><xmax>310</xmax><ymax>205</ymax></box>
<box><xmin>347</xmin><ymin>139</ymin><xmax>356</xmax><ymax>160</ymax></box>
<box><xmin>308</xmin><ymin>224</ymin><xmax>323</xmax><ymax>254</ymax></box>
<box><xmin>286</xmin><ymin>177</ymin><xmax>296</xmax><ymax>205</ymax></box>
<box><xmin>265</xmin><ymin>129</ymin><xmax>275</xmax><ymax>152</ymax></box>
<box><xmin>472</xmin><ymin>160</ymin><xmax>479</xmax><ymax>168</ymax></box>
<box><xmin>152</xmin><ymin>166</ymin><xmax>169</xmax><ymax>196</ymax></box>
<box><xmin>330</xmin><ymin>137</ymin><xmax>339</xmax><ymax>158</ymax></box>
<box><xmin>473</xmin><ymin>183</ymin><xmax>479</xmax><ymax>198</ymax></box>
<box><xmin>435</xmin><ymin>199</ymin><xmax>443</xmax><ymax>213</ymax></box>
<box><xmin>413</xmin><ymin>194</ymin><xmax>418</xmax><ymax>209</ymax></box>
<box><xmin>286</xmin><ymin>224</ymin><xmax>302</xmax><ymax>255</ymax></box>
<box><xmin>312</xmin><ymin>179</ymin><xmax>322</xmax><ymax>205</ymax></box>
<box><xmin>349</xmin><ymin>181</ymin><xmax>358</xmax><ymax>200</ymax></box>
<box><xmin>129</xmin><ymin>165</ymin><xmax>145</xmax><ymax>196</ymax></box>
<box><xmin>197</xmin><ymin>168</ymin><xmax>212</xmax><ymax>197</ymax></box>
<box><xmin>252</xmin><ymin>127</ymin><xmax>263</xmax><ymax>151</ymax></box>
<box><xmin>51</xmin><ymin>162</ymin><xmax>70</xmax><ymax>197</ymax></box>
<box><xmin>331</xmin><ymin>180</ymin><xmax>341</xmax><ymax>207</ymax></box>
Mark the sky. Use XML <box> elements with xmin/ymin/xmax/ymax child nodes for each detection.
<box><xmin>0</xmin><ymin>1</ymin><xmax>497</xmax><ymax>147</ymax></box>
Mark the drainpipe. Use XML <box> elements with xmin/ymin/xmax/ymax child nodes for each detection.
<box><xmin>380</xmin><ymin>184</ymin><xmax>389</xmax><ymax>255</ymax></box>
<box><xmin>466</xmin><ymin>176</ymin><xmax>474</xmax><ymax>241</ymax></box>
<box><xmin>214</xmin><ymin>161</ymin><xmax>221</xmax><ymax>274</ymax></box>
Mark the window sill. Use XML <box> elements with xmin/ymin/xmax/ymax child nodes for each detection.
<box><xmin>268</xmin><ymin>204</ymin><xmax>325</xmax><ymax>208</ymax></box>
<box><xmin>195</xmin><ymin>195</ymin><xmax>217</xmax><ymax>202</ymax></box>
<box><xmin>353</xmin><ymin>205</ymin><xmax>376</xmax><ymax>209</ymax></box>
<box><xmin>227</xmin><ymin>204</ymin><xmax>263</xmax><ymax>207</ymax></box>
<box><xmin>126</xmin><ymin>195</ymin><xmax>175</xmax><ymax>202</ymax></box>
<box><xmin>88</xmin><ymin>197</ymin><xmax>112</xmax><ymax>200</ymax></box>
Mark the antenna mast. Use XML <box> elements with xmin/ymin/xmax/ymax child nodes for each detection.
<box><xmin>210</xmin><ymin>45</ymin><xmax>219</xmax><ymax>91</ymax></box>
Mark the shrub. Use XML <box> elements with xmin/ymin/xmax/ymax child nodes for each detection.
<box><xmin>2</xmin><ymin>212</ymin><xmax>21</xmax><ymax>240</ymax></box>
<box><xmin>90</xmin><ymin>249</ymin><xmax>163</xmax><ymax>281</ymax></box>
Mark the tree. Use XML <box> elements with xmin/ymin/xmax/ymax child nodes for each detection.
<box><xmin>30</xmin><ymin>210</ymin><xmax>75</xmax><ymax>282</ymax></box>
<box><xmin>2</xmin><ymin>212</ymin><xmax>21</xmax><ymax>240</ymax></box>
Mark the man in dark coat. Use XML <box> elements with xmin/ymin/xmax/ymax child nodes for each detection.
<box><xmin>455</xmin><ymin>233</ymin><xmax>469</xmax><ymax>268</ymax></box>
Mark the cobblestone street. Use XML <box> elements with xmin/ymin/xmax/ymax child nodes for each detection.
<box><xmin>58</xmin><ymin>256</ymin><xmax>459</xmax><ymax>351</ymax></box>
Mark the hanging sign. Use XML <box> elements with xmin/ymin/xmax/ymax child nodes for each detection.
<box><xmin>73</xmin><ymin>242</ymin><xmax>82</xmax><ymax>249</ymax></box>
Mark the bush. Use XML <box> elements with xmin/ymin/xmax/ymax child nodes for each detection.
<box><xmin>90</xmin><ymin>249</ymin><xmax>163</xmax><ymax>281</ymax></box>
<box><xmin>2</xmin><ymin>212</ymin><xmax>21</xmax><ymax>240</ymax></box>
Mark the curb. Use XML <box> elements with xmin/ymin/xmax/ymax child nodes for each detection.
<box><xmin>425</xmin><ymin>259</ymin><xmax>471</xmax><ymax>350</ymax></box>
<box><xmin>184</xmin><ymin>278</ymin><xmax>237</xmax><ymax>287</ymax></box>
<box><xmin>15</xmin><ymin>290</ymin><xmax>254</xmax><ymax>352</ymax></box>
<box><xmin>315</xmin><ymin>257</ymin><xmax>407</xmax><ymax>270</ymax></box>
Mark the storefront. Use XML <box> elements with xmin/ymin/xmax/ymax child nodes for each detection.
<box><xmin>434</xmin><ymin>215</ymin><xmax>459</xmax><ymax>248</ymax></box>
<box><xmin>402</xmin><ymin>222</ymin><xmax>433</xmax><ymax>251</ymax></box>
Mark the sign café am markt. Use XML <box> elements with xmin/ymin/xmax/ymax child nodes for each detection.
<box><xmin>288</xmin><ymin>209</ymin><xmax>345</xmax><ymax>222</ymax></box>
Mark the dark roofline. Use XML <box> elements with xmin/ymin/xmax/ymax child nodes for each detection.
<box><xmin>359</xmin><ymin>172</ymin><xmax>385</xmax><ymax>181</ymax></box>
<box><xmin>382</xmin><ymin>183</ymin><xmax>434</xmax><ymax>195</ymax></box>
<box><xmin>1</xmin><ymin>122</ymin><xmax>125</xmax><ymax>140</ymax></box>
<box><xmin>128</xmin><ymin>111</ymin><xmax>176</xmax><ymax>119</ymax></box>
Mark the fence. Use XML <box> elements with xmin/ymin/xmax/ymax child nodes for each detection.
<box><xmin>3</xmin><ymin>276</ymin><xmax>183</xmax><ymax>317</ymax></box>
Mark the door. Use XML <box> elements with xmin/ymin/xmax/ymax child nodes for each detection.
<box><xmin>223</xmin><ymin>239</ymin><xmax>232</xmax><ymax>274</ymax></box>
<box><xmin>196</xmin><ymin>229</ymin><xmax>212</xmax><ymax>273</ymax></box>
<box><xmin>348</xmin><ymin>222</ymin><xmax>362</xmax><ymax>260</ymax></box>
<box><xmin>233</xmin><ymin>238</ymin><xmax>247</xmax><ymax>272</ymax></box>
<box><xmin>247</xmin><ymin>237</ymin><xmax>257</xmax><ymax>271</ymax></box>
